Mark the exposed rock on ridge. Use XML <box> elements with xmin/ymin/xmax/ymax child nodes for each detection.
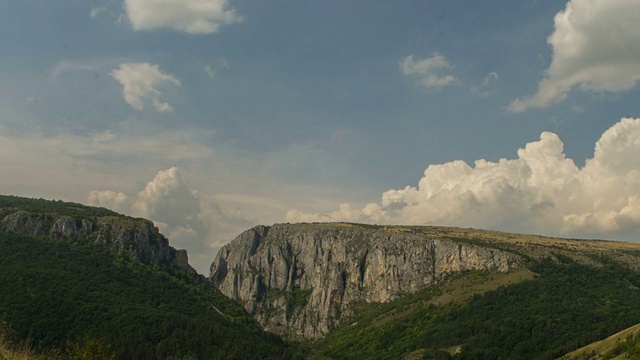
<box><xmin>0</xmin><ymin>209</ymin><xmax>195</xmax><ymax>275</ymax></box>
<box><xmin>210</xmin><ymin>223</ymin><xmax>524</xmax><ymax>339</ymax></box>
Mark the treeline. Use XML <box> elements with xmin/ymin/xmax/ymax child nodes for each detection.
<box><xmin>0</xmin><ymin>195</ymin><xmax>121</xmax><ymax>218</ymax></box>
<box><xmin>313</xmin><ymin>257</ymin><xmax>640</xmax><ymax>360</ymax></box>
<box><xmin>0</xmin><ymin>232</ymin><xmax>301</xmax><ymax>359</ymax></box>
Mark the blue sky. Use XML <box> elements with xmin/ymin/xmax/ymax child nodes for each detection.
<box><xmin>2</xmin><ymin>0</ymin><xmax>640</xmax><ymax>273</ymax></box>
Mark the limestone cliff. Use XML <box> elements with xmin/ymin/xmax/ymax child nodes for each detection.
<box><xmin>0</xmin><ymin>200</ymin><xmax>195</xmax><ymax>275</ymax></box>
<box><xmin>209</xmin><ymin>223</ymin><xmax>524</xmax><ymax>339</ymax></box>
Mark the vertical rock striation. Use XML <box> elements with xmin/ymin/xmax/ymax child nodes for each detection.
<box><xmin>0</xmin><ymin>210</ymin><xmax>195</xmax><ymax>275</ymax></box>
<box><xmin>210</xmin><ymin>223</ymin><xmax>524</xmax><ymax>339</ymax></box>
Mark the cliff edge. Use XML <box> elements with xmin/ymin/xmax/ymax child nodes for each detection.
<box><xmin>209</xmin><ymin>223</ymin><xmax>524</xmax><ymax>339</ymax></box>
<box><xmin>0</xmin><ymin>195</ymin><xmax>196</xmax><ymax>275</ymax></box>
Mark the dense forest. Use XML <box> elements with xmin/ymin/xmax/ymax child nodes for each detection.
<box><xmin>309</xmin><ymin>257</ymin><xmax>640</xmax><ymax>359</ymax></box>
<box><xmin>0</xmin><ymin>232</ymin><xmax>300</xmax><ymax>359</ymax></box>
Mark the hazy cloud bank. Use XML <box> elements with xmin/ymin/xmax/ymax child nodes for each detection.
<box><xmin>287</xmin><ymin>118</ymin><xmax>640</xmax><ymax>241</ymax></box>
<box><xmin>510</xmin><ymin>0</ymin><xmax>640</xmax><ymax>112</ymax></box>
<box><xmin>88</xmin><ymin>167</ymin><xmax>253</xmax><ymax>274</ymax></box>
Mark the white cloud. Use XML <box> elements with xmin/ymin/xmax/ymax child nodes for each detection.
<box><xmin>0</xmin><ymin>125</ymin><xmax>364</xmax><ymax>272</ymax></box>
<box><xmin>49</xmin><ymin>61</ymin><xmax>98</xmax><ymax>80</ymax></box>
<box><xmin>471</xmin><ymin>72</ymin><xmax>500</xmax><ymax>97</ymax></box>
<box><xmin>204</xmin><ymin>65</ymin><xmax>215</xmax><ymax>78</ymax></box>
<box><xmin>111</xmin><ymin>62</ymin><xmax>180</xmax><ymax>112</ymax></box>
<box><xmin>400</xmin><ymin>53</ymin><xmax>457</xmax><ymax>88</ymax></box>
<box><xmin>88</xmin><ymin>167</ymin><xmax>253</xmax><ymax>274</ymax></box>
<box><xmin>123</xmin><ymin>0</ymin><xmax>242</xmax><ymax>34</ymax></box>
<box><xmin>287</xmin><ymin>118</ymin><xmax>640</xmax><ymax>241</ymax></box>
<box><xmin>0</xmin><ymin>126</ymin><xmax>215</xmax><ymax>202</ymax></box>
<box><xmin>510</xmin><ymin>0</ymin><xmax>640</xmax><ymax>112</ymax></box>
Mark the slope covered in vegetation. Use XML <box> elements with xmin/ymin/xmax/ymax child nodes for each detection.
<box><xmin>0</xmin><ymin>196</ymin><xmax>299</xmax><ymax>359</ymax></box>
<box><xmin>308</xmin><ymin>257</ymin><xmax>640</xmax><ymax>359</ymax></box>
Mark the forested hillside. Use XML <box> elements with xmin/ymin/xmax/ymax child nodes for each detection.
<box><xmin>309</xmin><ymin>257</ymin><xmax>640</xmax><ymax>359</ymax></box>
<box><xmin>0</xmin><ymin>196</ymin><xmax>300</xmax><ymax>359</ymax></box>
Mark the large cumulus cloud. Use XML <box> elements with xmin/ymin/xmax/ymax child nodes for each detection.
<box><xmin>510</xmin><ymin>0</ymin><xmax>640</xmax><ymax>112</ymax></box>
<box><xmin>287</xmin><ymin>118</ymin><xmax>640</xmax><ymax>241</ymax></box>
<box><xmin>88</xmin><ymin>167</ymin><xmax>253</xmax><ymax>274</ymax></box>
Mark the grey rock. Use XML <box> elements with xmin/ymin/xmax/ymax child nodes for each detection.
<box><xmin>0</xmin><ymin>210</ymin><xmax>196</xmax><ymax>275</ymax></box>
<box><xmin>210</xmin><ymin>223</ymin><xmax>524</xmax><ymax>339</ymax></box>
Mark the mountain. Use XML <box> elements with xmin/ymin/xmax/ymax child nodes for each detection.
<box><xmin>0</xmin><ymin>195</ymin><xmax>195</xmax><ymax>275</ymax></box>
<box><xmin>6</xmin><ymin>194</ymin><xmax>640</xmax><ymax>359</ymax></box>
<box><xmin>0</xmin><ymin>195</ymin><xmax>299</xmax><ymax>359</ymax></box>
<box><xmin>210</xmin><ymin>223</ymin><xmax>524</xmax><ymax>339</ymax></box>
<box><xmin>210</xmin><ymin>222</ymin><xmax>640</xmax><ymax>359</ymax></box>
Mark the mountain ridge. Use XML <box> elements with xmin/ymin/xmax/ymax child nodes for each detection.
<box><xmin>0</xmin><ymin>195</ymin><xmax>196</xmax><ymax>276</ymax></box>
<box><xmin>210</xmin><ymin>222</ymin><xmax>640</xmax><ymax>340</ymax></box>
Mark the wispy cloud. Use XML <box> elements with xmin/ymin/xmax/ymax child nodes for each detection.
<box><xmin>400</xmin><ymin>53</ymin><xmax>457</xmax><ymax>88</ymax></box>
<box><xmin>123</xmin><ymin>0</ymin><xmax>242</xmax><ymax>34</ymax></box>
<box><xmin>510</xmin><ymin>0</ymin><xmax>640</xmax><ymax>112</ymax></box>
<box><xmin>49</xmin><ymin>61</ymin><xmax>98</xmax><ymax>80</ymax></box>
<box><xmin>287</xmin><ymin>117</ymin><xmax>640</xmax><ymax>241</ymax></box>
<box><xmin>111</xmin><ymin>62</ymin><xmax>180</xmax><ymax>112</ymax></box>
<box><xmin>471</xmin><ymin>72</ymin><xmax>500</xmax><ymax>97</ymax></box>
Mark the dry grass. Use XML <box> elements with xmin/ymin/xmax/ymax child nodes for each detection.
<box><xmin>371</xmin><ymin>224</ymin><xmax>640</xmax><ymax>269</ymax></box>
<box><xmin>426</xmin><ymin>268</ymin><xmax>536</xmax><ymax>307</ymax></box>
<box><xmin>296</xmin><ymin>223</ymin><xmax>640</xmax><ymax>269</ymax></box>
<box><xmin>0</xmin><ymin>330</ymin><xmax>30</xmax><ymax>360</ymax></box>
<box><xmin>0</xmin><ymin>323</ymin><xmax>50</xmax><ymax>360</ymax></box>
<box><xmin>558</xmin><ymin>323</ymin><xmax>640</xmax><ymax>360</ymax></box>
<box><xmin>370</xmin><ymin>268</ymin><xmax>536</xmax><ymax>329</ymax></box>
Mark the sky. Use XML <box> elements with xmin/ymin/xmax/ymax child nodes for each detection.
<box><xmin>2</xmin><ymin>0</ymin><xmax>640</xmax><ymax>274</ymax></box>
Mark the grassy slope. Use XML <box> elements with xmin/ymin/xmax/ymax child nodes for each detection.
<box><xmin>308</xmin><ymin>257</ymin><xmax>640</xmax><ymax>360</ymax></box>
<box><xmin>560</xmin><ymin>323</ymin><xmax>640</xmax><ymax>360</ymax></box>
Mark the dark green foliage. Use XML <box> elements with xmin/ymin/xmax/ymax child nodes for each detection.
<box><xmin>0</xmin><ymin>195</ymin><xmax>121</xmax><ymax>218</ymax></box>
<box><xmin>312</xmin><ymin>259</ymin><xmax>640</xmax><ymax>360</ymax></box>
<box><xmin>0</xmin><ymin>232</ymin><xmax>300</xmax><ymax>359</ymax></box>
<box><xmin>288</xmin><ymin>288</ymin><xmax>313</xmax><ymax>312</ymax></box>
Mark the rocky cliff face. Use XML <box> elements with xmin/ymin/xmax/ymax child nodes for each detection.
<box><xmin>209</xmin><ymin>223</ymin><xmax>524</xmax><ymax>339</ymax></box>
<box><xmin>0</xmin><ymin>209</ymin><xmax>195</xmax><ymax>275</ymax></box>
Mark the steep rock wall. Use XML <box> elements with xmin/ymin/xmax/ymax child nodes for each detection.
<box><xmin>210</xmin><ymin>223</ymin><xmax>524</xmax><ymax>339</ymax></box>
<box><xmin>0</xmin><ymin>210</ymin><xmax>195</xmax><ymax>275</ymax></box>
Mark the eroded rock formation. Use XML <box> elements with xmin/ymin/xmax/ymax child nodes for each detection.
<box><xmin>0</xmin><ymin>210</ymin><xmax>195</xmax><ymax>275</ymax></box>
<box><xmin>210</xmin><ymin>223</ymin><xmax>524</xmax><ymax>339</ymax></box>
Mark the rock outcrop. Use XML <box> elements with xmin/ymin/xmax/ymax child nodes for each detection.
<box><xmin>0</xmin><ymin>209</ymin><xmax>195</xmax><ymax>275</ymax></box>
<box><xmin>209</xmin><ymin>223</ymin><xmax>524</xmax><ymax>339</ymax></box>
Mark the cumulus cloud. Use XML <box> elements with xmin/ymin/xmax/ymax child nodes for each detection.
<box><xmin>286</xmin><ymin>118</ymin><xmax>640</xmax><ymax>241</ymax></box>
<box><xmin>400</xmin><ymin>53</ymin><xmax>457</xmax><ymax>88</ymax></box>
<box><xmin>510</xmin><ymin>0</ymin><xmax>640</xmax><ymax>112</ymax></box>
<box><xmin>88</xmin><ymin>167</ymin><xmax>253</xmax><ymax>274</ymax></box>
<box><xmin>111</xmin><ymin>62</ymin><xmax>180</xmax><ymax>112</ymax></box>
<box><xmin>123</xmin><ymin>0</ymin><xmax>242</xmax><ymax>34</ymax></box>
